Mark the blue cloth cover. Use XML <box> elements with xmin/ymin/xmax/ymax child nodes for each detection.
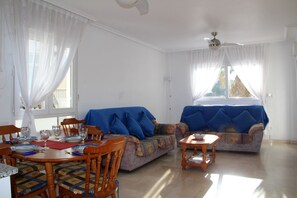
<box><xmin>138</xmin><ymin>112</ymin><xmax>154</xmax><ymax>137</ymax></box>
<box><xmin>85</xmin><ymin>106</ymin><xmax>156</xmax><ymax>134</ymax></box>
<box><xmin>232</xmin><ymin>110</ymin><xmax>257</xmax><ymax>133</ymax></box>
<box><xmin>180</xmin><ymin>105</ymin><xmax>269</xmax><ymax>133</ymax></box>
<box><xmin>208</xmin><ymin>109</ymin><xmax>232</xmax><ymax>131</ymax></box>
<box><xmin>183</xmin><ymin>111</ymin><xmax>206</xmax><ymax>131</ymax></box>
<box><xmin>109</xmin><ymin>114</ymin><xmax>129</xmax><ymax>135</ymax></box>
<box><xmin>126</xmin><ymin>113</ymin><xmax>146</xmax><ymax>140</ymax></box>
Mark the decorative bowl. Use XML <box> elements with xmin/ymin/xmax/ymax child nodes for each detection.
<box><xmin>192</xmin><ymin>133</ymin><xmax>205</xmax><ymax>140</ymax></box>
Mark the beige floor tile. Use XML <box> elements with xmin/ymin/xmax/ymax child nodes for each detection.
<box><xmin>117</xmin><ymin>141</ymin><xmax>297</xmax><ymax>198</ymax></box>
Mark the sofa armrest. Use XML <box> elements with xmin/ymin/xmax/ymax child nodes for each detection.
<box><xmin>248</xmin><ymin>123</ymin><xmax>264</xmax><ymax>136</ymax></box>
<box><xmin>153</xmin><ymin>121</ymin><xmax>176</xmax><ymax>135</ymax></box>
<box><xmin>176</xmin><ymin>122</ymin><xmax>190</xmax><ymax>137</ymax></box>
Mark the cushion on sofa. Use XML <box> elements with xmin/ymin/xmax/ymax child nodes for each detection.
<box><xmin>183</xmin><ymin>111</ymin><xmax>206</xmax><ymax>131</ymax></box>
<box><xmin>138</xmin><ymin>112</ymin><xmax>155</xmax><ymax>137</ymax></box>
<box><xmin>233</xmin><ymin>110</ymin><xmax>257</xmax><ymax>133</ymax></box>
<box><xmin>208</xmin><ymin>109</ymin><xmax>232</xmax><ymax>131</ymax></box>
<box><xmin>110</xmin><ymin>114</ymin><xmax>129</xmax><ymax>135</ymax></box>
<box><xmin>126</xmin><ymin>113</ymin><xmax>146</xmax><ymax>140</ymax></box>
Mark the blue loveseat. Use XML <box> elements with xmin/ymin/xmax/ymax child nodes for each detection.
<box><xmin>175</xmin><ymin>105</ymin><xmax>269</xmax><ymax>152</ymax></box>
<box><xmin>84</xmin><ymin>106</ymin><xmax>176</xmax><ymax>171</ymax></box>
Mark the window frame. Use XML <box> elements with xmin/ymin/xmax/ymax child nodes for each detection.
<box><xmin>195</xmin><ymin>65</ymin><xmax>261</xmax><ymax>105</ymax></box>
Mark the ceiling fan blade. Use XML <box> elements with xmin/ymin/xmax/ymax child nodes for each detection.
<box><xmin>221</xmin><ymin>42</ymin><xmax>244</xmax><ymax>46</ymax></box>
<box><xmin>135</xmin><ymin>0</ymin><xmax>149</xmax><ymax>15</ymax></box>
<box><xmin>115</xmin><ymin>0</ymin><xmax>138</xmax><ymax>8</ymax></box>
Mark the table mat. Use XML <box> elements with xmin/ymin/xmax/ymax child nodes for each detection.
<box><xmin>32</xmin><ymin>140</ymin><xmax>79</xmax><ymax>150</ymax></box>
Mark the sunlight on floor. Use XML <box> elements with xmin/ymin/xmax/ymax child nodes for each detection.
<box><xmin>204</xmin><ymin>174</ymin><xmax>263</xmax><ymax>198</ymax></box>
<box><xmin>143</xmin><ymin>169</ymin><xmax>174</xmax><ymax>198</ymax></box>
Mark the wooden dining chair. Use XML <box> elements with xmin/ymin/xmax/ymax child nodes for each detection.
<box><xmin>61</xmin><ymin>118</ymin><xmax>85</xmax><ymax>136</ymax></box>
<box><xmin>0</xmin><ymin>125</ymin><xmax>44</xmax><ymax>174</ymax></box>
<box><xmin>57</xmin><ymin>136</ymin><xmax>126</xmax><ymax>198</ymax></box>
<box><xmin>0</xmin><ymin>125</ymin><xmax>20</xmax><ymax>143</ymax></box>
<box><xmin>0</xmin><ymin>147</ymin><xmax>48</xmax><ymax>198</ymax></box>
<box><xmin>84</xmin><ymin>125</ymin><xmax>104</xmax><ymax>141</ymax></box>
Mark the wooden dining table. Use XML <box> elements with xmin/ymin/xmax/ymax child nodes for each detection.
<box><xmin>1</xmin><ymin>140</ymin><xmax>101</xmax><ymax>198</ymax></box>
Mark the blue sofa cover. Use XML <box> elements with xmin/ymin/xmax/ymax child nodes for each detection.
<box><xmin>84</xmin><ymin>106</ymin><xmax>175</xmax><ymax>171</ymax></box>
<box><xmin>84</xmin><ymin>106</ymin><xmax>155</xmax><ymax>134</ymax></box>
<box><xmin>180</xmin><ymin>105</ymin><xmax>269</xmax><ymax>133</ymax></box>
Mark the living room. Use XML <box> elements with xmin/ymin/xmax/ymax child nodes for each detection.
<box><xmin>0</xmin><ymin>0</ymin><xmax>297</xmax><ymax>198</ymax></box>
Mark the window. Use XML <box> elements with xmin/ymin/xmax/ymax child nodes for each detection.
<box><xmin>198</xmin><ymin>65</ymin><xmax>259</xmax><ymax>105</ymax></box>
<box><xmin>14</xmin><ymin>38</ymin><xmax>77</xmax><ymax>129</ymax></box>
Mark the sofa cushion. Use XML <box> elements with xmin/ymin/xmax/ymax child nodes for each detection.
<box><xmin>110</xmin><ymin>114</ymin><xmax>129</xmax><ymax>135</ymax></box>
<box><xmin>233</xmin><ymin>110</ymin><xmax>257</xmax><ymax>133</ymax></box>
<box><xmin>138</xmin><ymin>112</ymin><xmax>155</xmax><ymax>137</ymax></box>
<box><xmin>126</xmin><ymin>113</ymin><xmax>146</xmax><ymax>140</ymax></box>
<box><xmin>183</xmin><ymin>111</ymin><xmax>206</xmax><ymax>131</ymax></box>
<box><xmin>208</xmin><ymin>109</ymin><xmax>231</xmax><ymax>131</ymax></box>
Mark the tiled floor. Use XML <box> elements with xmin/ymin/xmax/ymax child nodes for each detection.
<box><xmin>117</xmin><ymin>141</ymin><xmax>297</xmax><ymax>198</ymax></box>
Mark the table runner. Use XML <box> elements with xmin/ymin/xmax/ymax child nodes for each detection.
<box><xmin>32</xmin><ymin>140</ymin><xmax>79</xmax><ymax>150</ymax></box>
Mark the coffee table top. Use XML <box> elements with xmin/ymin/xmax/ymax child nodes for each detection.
<box><xmin>179</xmin><ymin>134</ymin><xmax>219</xmax><ymax>146</ymax></box>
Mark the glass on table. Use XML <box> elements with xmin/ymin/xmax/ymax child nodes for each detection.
<box><xmin>52</xmin><ymin>125</ymin><xmax>62</xmax><ymax>140</ymax></box>
<box><xmin>40</xmin><ymin>130</ymin><xmax>51</xmax><ymax>150</ymax></box>
<box><xmin>79</xmin><ymin>128</ymin><xmax>88</xmax><ymax>144</ymax></box>
<box><xmin>21</xmin><ymin>127</ymin><xmax>31</xmax><ymax>144</ymax></box>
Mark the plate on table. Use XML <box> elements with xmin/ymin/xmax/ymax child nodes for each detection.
<box><xmin>72</xmin><ymin>144</ymin><xmax>98</xmax><ymax>154</ymax></box>
<box><xmin>10</xmin><ymin>144</ymin><xmax>40</xmax><ymax>153</ymax></box>
<box><xmin>63</xmin><ymin>136</ymin><xmax>82</xmax><ymax>143</ymax></box>
<box><xmin>17</xmin><ymin>136</ymin><xmax>38</xmax><ymax>143</ymax></box>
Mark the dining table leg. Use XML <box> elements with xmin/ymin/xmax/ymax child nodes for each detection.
<box><xmin>44</xmin><ymin>162</ymin><xmax>56</xmax><ymax>198</ymax></box>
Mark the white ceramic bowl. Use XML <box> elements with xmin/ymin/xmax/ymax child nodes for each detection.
<box><xmin>193</xmin><ymin>133</ymin><xmax>205</xmax><ymax>139</ymax></box>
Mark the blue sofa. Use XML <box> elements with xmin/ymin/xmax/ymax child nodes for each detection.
<box><xmin>85</xmin><ymin>106</ymin><xmax>176</xmax><ymax>171</ymax></box>
<box><xmin>175</xmin><ymin>105</ymin><xmax>269</xmax><ymax>152</ymax></box>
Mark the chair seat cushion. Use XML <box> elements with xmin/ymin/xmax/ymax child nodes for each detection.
<box><xmin>54</xmin><ymin>161</ymin><xmax>85</xmax><ymax>176</ymax></box>
<box><xmin>57</xmin><ymin>169</ymin><xmax>117</xmax><ymax>195</ymax></box>
<box><xmin>16</xmin><ymin>161</ymin><xmax>44</xmax><ymax>175</ymax></box>
<box><xmin>16</xmin><ymin>171</ymin><xmax>47</xmax><ymax>196</ymax></box>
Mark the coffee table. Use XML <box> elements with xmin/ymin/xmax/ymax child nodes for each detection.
<box><xmin>179</xmin><ymin>134</ymin><xmax>219</xmax><ymax>172</ymax></box>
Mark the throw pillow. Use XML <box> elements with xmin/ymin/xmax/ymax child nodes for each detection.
<box><xmin>183</xmin><ymin>111</ymin><xmax>206</xmax><ymax>131</ymax></box>
<box><xmin>138</xmin><ymin>112</ymin><xmax>155</xmax><ymax>137</ymax></box>
<box><xmin>110</xmin><ymin>114</ymin><xmax>129</xmax><ymax>135</ymax></box>
<box><xmin>126</xmin><ymin>113</ymin><xmax>146</xmax><ymax>140</ymax></box>
<box><xmin>208</xmin><ymin>109</ymin><xmax>232</xmax><ymax>132</ymax></box>
<box><xmin>232</xmin><ymin>110</ymin><xmax>257</xmax><ymax>133</ymax></box>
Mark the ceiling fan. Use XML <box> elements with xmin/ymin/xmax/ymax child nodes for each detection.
<box><xmin>205</xmin><ymin>32</ymin><xmax>243</xmax><ymax>50</ymax></box>
<box><xmin>115</xmin><ymin>0</ymin><xmax>149</xmax><ymax>15</ymax></box>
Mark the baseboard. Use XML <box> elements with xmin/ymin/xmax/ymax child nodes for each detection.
<box><xmin>263</xmin><ymin>139</ymin><xmax>297</xmax><ymax>145</ymax></box>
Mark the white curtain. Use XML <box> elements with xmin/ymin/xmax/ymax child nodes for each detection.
<box><xmin>3</xmin><ymin>0</ymin><xmax>87</xmax><ymax>134</ymax></box>
<box><xmin>189</xmin><ymin>49</ymin><xmax>225</xmax><ymax>103</ymax></box>
<box><xmin>225</xmin><ymin>44</ymin><xmax>267</xmax><ymax>103</ymax></box>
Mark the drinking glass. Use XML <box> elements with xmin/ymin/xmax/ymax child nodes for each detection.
<box><xmin>52</xmin><ymin>125</ymin><xmax>62</xmax><ymax>140</ymax></box>
<box><xmin>79</xmin><ymin>128</ymin><xmax>88</xmax><ymax>144</ymax></box>
<box><xmin>40</xmin><ymin>130</ymin><xmax>50</xmax><ymax>149</ymax></box>
<box><xmin>20</xmin><ymin>127</ymin><xmax>30</xmax><ymax>144</ymax></box>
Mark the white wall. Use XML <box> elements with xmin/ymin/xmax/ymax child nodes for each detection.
<box><xmin>167</xmin><ymin>41</ymin><xmax>297</xmax><ymax>141</ymax></box>
<box><xmin>77</xmin><ymin>25</ymin><xmax>168</xmax><ymax>122</ymax></box>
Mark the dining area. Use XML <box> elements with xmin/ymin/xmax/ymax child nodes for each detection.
<box><xmin>0</xmin><ymin>119</ymin><xmax>126</xmax><ymax>198</ymax></box>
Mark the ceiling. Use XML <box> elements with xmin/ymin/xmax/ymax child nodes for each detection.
<box><xmin>45</xmin><ymin>0</ymin><xmax>297</xmax><ymax>52</ymax></box>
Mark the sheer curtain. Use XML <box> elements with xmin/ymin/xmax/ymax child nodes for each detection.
<box><xmin>3</xmin><ymin>0</ymin><xmax>87</xmax><ymax>134</ymax></box>
<box><xmin>189</xmin><ymin>49</ymin><xmax>225</xmax><ymax>103</ymax></box>
<box><xmin>225</xmin><ymin>44</ymin><xmax>267</xmax><ymax>103</ymax></box>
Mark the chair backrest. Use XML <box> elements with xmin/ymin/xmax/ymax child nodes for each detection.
<box><xmin>61</xmin><ymin>118</ymin><xmax>84</xmax><ymax>136</ymax></box>
<box><xmin>83</xmin><ymin>136</ymin><xmax>126</xmax><ymax>197</ymax></box>
<box><xmin>0</xmin><ymin>125</ymin><xmax>21</xmax><ymax>143</ymax></box>
<box><xmin>0</xmin><ymin>147</ymin><xmax>15</xmax><ymax>166</ymax></box>
<box><xmin>84</xmin><ymin>125</ymin><xmax>103</xmax><ymax>141</ymax></box>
